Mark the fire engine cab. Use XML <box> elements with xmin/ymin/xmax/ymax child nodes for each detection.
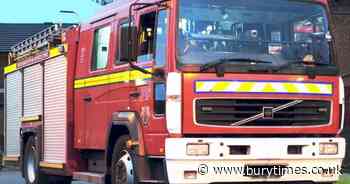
<box><xmin>3</xmin><ymin>0</ymin><xmax>346</xmax><ymax>183</ymax></box>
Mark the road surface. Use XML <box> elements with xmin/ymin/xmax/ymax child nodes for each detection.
<box><xmin>0</xmin><ymin>168</ymin><xmax>92</xmax><ymax>184</ymax></box>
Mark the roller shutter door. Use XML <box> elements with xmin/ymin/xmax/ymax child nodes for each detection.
<box><xmin>44</xmin><ymin>55</ymin><xmax>67</xmax><ymax>163</ymax></box>
<box><xmin>5</xmin><ymin>71</ymin><xmax>22</xmax><ymax>156</ymax></box>
<box><xmin>23</xmin><ymin>64</ymin><xmax>43</xmax><ymax>117</ymax></box>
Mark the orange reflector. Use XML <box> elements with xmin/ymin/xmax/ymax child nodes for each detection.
<box><xmin>160</xmin><ymin>147</ymin><xmax>165</xmax><ymax>153</ymax></box>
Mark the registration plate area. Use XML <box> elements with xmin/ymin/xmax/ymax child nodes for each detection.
<box><xmin>243</xmin><ymin>165</ymin><xmax>288</xmax><ymax>178</ymax></box>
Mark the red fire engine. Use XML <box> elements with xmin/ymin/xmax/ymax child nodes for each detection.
<box><xmin>3</xmin><ymin>0</ymin><xmax>346</xmax><ymax>183</ymax></box>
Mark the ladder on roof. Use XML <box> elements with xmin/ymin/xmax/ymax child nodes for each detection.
<box><xmin>10</xmin><ymin>24</ymin><xmax>64</xmax><ymax>61</ymax></box>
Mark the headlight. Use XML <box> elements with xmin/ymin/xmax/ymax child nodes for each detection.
<box><xmin>166</xmin><ymin>72</ymin><xmax>182</xmax><ymax>134</ymax></box>
<box><xmin>186</xmin><ymin>143</ymin><xmax>209</xmax><ymax>156</ymax></box>
<box><xmin>319</xmin><ymin>143</ymin><xmax>338</xmax><ymax>155</ymax></box>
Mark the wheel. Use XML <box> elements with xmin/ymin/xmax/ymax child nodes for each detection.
<box><xmin>23</xmin><ymin>136</ymin><xmax>49</xmax><ymax>184</ymax></box>
<box><xmin>111</xmin><ymin>135</ymin><xmax>135</xmax><ymax>184</ymax></box>
<box><xmin>23</xmin><ymin>136</ymin><xmax>72</xmax><ymax>184</ymax></box>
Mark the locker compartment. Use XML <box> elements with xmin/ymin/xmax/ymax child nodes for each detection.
<box><xmin>43</xmin><ymin>55</ymin><xmax>67</xmax><ymax>163</ymax></box>
<box><xmin>5</xmin><ymin>71</ymin><xmax>22</xmax><ymax>157</ymax></box>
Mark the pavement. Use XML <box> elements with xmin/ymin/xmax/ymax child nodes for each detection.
<box><xmin>0</xmin><ymin>168</ymin><xmax>92</xmax><ymax>184</ymax></box>
<box><xmin>0</xmin><ymin>168</ymin><xmax>349</xmax><ymax>184</ymax></box>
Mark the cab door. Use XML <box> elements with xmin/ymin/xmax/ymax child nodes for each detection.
<box><xmin>130</xmin><ymin>8</ymin><xmax>169</xmax><ymax>155</ymax></box>
<box><xmin>75</xmin><ymin>18</ymin><xmax>127</xmax><ymax>149</ymax></box>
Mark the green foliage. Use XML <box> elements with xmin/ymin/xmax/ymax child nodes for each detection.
<box><xmin>338</xmin><ymin>175</ymin><xmax>350</xmax><ymax>184</ymax></box>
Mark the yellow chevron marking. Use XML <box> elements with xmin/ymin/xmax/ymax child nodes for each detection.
<box><xmin>283</xmin><ymin>83</ymin><xmax>299</xmax><ymax>93</ymax></box>
<box><xmin>326</xmin><ymin>84</ymin><xmax>333</xmax><ymax>94</ymax></box>
<box><xmin>196</xmin><ymin>82</ymin><xmax>205</xmax><ymax>91</ymax></box>
<box><xmin>236</xmin><ymin>82</ymin><xmax>255</xmax><ymax>92</ymax></box>
<box><xmin>195</xmin><ymin>81</ymin><xmax>333</xmax><ymax>95</ymax></box>
<box><xmin>305</xmin><ymin>83</ymin><xmax>321</xmax><ymax>93</ymax></box>
<box><xmin>212</xmin><ymin>82</ymin><xmax>231</xmax><ymax>92</ymax></box>
<box><xmin>262</xmin><ymin>83</ymin><xmax>276</xmax><ymax>93</ymax></box>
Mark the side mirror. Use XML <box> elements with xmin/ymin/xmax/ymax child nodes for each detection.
<box><xmin>120</xmin><ymin>26</ymin><xmax>138</xmax><ymax>62</ymax></box>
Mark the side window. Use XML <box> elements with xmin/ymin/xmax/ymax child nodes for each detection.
<box><xmin>155</xmin><ymin>10</ymin><xmax>169</xmax><ymax>67</ymax></box>
<box><xmin>138</xmin><ymin>12</ymin><xmax>156</xmax><ymax>62</ymax></box>
<box><xmin>116</xmin><ymin>20</ymin><xmax>129</xmax><ymax>64</ymax></box>
<box><xmin>91</xmin><ymin>26</ymin><xmax>111</xmax><ymax>71</ymax></box>
<box><xmin>154</xmin><ymin>83</ymin><xmax>166</xmax><ymax>115</ymax></box>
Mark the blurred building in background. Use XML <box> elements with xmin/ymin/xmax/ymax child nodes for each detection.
<box><xmin>0</xmin><ymin>23</ymin><xmax>53</xmax><ymax>160</ymax></box>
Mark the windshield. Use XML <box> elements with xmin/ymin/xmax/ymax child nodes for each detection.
<box><xmin>177</xmin><ymin>0</ymin><xmax>332</xmax><ymax>69</ymax></box>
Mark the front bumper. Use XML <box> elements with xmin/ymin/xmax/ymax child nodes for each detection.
<box><xmin>165</xmin><ymin>137</ymin><xmax>345</xmax><ymax>184</ymax></box>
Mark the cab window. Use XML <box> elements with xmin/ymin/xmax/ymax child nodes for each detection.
<box><xmin>116</xmin><ymin>20</ymin><xmax>130</xmax><ymax>64</ymax></box>
<box><xmin>91</xmin><ymin>26</ymin><xmax>111</xmax><ymax>71</ymax></box>
<box><xmin>154</xmin><ymin>10</ymin><xmax>169</xmax><ymax>67</ymax></box>
<box><xmin>138</xmin><ymin>12</ymin><xmax>156</xmax><ymax>62</ymax></box>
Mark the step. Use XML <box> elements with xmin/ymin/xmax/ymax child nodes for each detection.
<box><xmin>73</xmin><ymin>172</ymin><xmax>104</xmax><ymax>184</ymax></box>
<box><xmin>73</xmin><ymin>172</ymin><xmax>167</xmax><ymax>184</ymax></box>
<box><xmin>139</xmin><ymin>179</ymin><xmax>167</xmax><ymax>183</ymax></box>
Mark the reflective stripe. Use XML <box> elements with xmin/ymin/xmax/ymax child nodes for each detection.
<box><xmin>4</xmin><ymin>45</ymin><xmax>66</xmax><ymax>75</ymax></box>
<box><xmin>3</xmin><ymin>156</ymin><xmax>19</xmax><ymax>161</ymax></box>
<box><xmin>4</xmin><ymin>63</ymin><xmax>17</xmax><ymax>74</ymax></box>
<box><xmin>39</xmin><ymin>162</ymin><xmax>64</xmax><ymax>169</ymax></box>
<box><xmin>195</xmin><ymin>81</ymin><xmax>333</xmax><ymax>95</ymax></box>
<box><xmin>21</xmin><ymin>115</ymin><xmax>41</xmax><ymax>123</ymax></box>
<box><xmin>49</xmin><ymin>47</ymin><xmax>62</xmax><ymax>58</ymax></box>
<box><xmin>74</xmin><ymin>69</ymin><xmax>152</xmax><ymax>89</ymax></box>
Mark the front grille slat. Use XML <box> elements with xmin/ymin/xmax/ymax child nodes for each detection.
<box><xmin>200</xmin><ymin>111</ymin><xmax>321</xmax><ymax>116</ymax></box>
<box><xmin>196</xmin><ymin>99</ymin><xmax>331</xmax><ymax>127</ymax></box>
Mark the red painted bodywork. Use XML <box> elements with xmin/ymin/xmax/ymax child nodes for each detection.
<box><xmin>14</xmin><ymin>0</ymin><xmax>337</xmax><ymax>178</ymax></box>
<box><xmin>65</xmin><ymin>27</ymin><xmax>87</xmax><ymax>172</ymax></box>
<box><xmin>69</xmin><ymin>0</ymin><xmax>336</xmax><ymax>160</ymax></box>
<box><xmin>183</xmin><ymin>73</ymin><xmax>340</xmax><ymax>135</ymax></box>
<box><xmin>73</xmin><ymin>0</ymin><xmax>169</xmax><ymax>156</ymax></box>
<box><xmin>74</xmin><ymin>0</ymin><xmax>339</xmax><ymax>155</ymax></box>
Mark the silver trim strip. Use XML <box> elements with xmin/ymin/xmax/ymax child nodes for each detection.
<box><xmin>230</xmin><ymin>100</ymin><xmax>304</xmax><ymax>126</ymax></box>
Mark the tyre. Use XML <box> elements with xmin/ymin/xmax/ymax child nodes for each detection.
<box><xmin>23</xmin><ymin>136</ymin><xmax>72</xmax><ymax>184</ymax></box>
<box><xmin>23</xmin><ymin>136</ymin><xmax>49</xmax><ymax>184</ymax></box>
<box><xmin>111</xmin><ymin>135</ymin><xmax>135</xmax><ymax>184</ymax></box>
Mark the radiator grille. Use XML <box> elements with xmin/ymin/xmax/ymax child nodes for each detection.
<box><xmin>195</xmin><ymin>99</ymin><xmax>331</xmax><ymax>126</ymax></box>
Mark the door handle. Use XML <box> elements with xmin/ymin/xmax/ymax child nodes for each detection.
<box><xmin>83</xmin><ymin>96</ymin><xmax>92</xmax><ymax>102</ymax></box>
<box><xmin>129</xmin><ymin>91</ymin><xmax>140</xmax><ymax>98</ymax></box>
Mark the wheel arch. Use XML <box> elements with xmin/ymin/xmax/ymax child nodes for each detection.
<box><xmin>105</xmin><ymin>111</ymin><xmax>144</xmax><ymax>174</ymax></box>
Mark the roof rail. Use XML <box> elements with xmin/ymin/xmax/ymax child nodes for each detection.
<box><xmin>10</xmin><ymin>24</ymin><xmax>64</xmax><ymax>61</ymax></box>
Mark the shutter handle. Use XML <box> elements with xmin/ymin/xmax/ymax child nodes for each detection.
<box><xmin>83</xmin><ymin>96</ymin><xmax>92</xmax><ymax>102</ymax></box>
<box><xmin>129</xmin><ymin>91</ymin><xmax>140</xmax><ymax>98</ymax></box>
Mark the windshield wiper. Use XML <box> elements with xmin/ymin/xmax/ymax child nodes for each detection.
<box><xmin>273</xmin><ymin>60</ymin><xmax>331</xmax><ymax>72</ymax></box>
<box><xmin>200</xmin><ymin>58</ymin><xmax>273</xmax><ymax>75</ymax></box>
